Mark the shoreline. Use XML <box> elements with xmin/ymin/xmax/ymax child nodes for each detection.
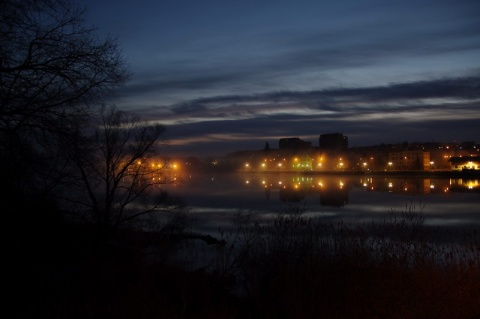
<box><xmin>237</xmin><ymin>169</ymin><xmax>480</xmax><ymax>178</ymax></box>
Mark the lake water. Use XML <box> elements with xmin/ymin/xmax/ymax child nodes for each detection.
<box><xmin>164</xmin><ymin>172</ymin><xmax>480</xmax><ymax>237</ymax></box>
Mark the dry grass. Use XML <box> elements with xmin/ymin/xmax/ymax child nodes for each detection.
<box><xmin>12</xmin><ymin>204</ymin><xmax>480</xmax><ymax>318</ymax></box>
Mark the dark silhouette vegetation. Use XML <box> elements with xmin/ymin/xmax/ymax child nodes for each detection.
<box><xmin>12</xmin><ymin>204</ymin><xmax>480</xmax><ymax>318</ymax></box>
<box><xmin>3</xmin><ymin>1</ymin><xmax>479</xmax><ymax>318</ymax></box>
<box><xmin>2</xmin><ymin>0</ymin><xmax>183</xmax><ymax>236</ymax></box>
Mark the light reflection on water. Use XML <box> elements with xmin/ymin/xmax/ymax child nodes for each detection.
<box><xmin>164</xmin><ymin>172</ymin><xmax>480</xmax><ymax>235</ymax></box>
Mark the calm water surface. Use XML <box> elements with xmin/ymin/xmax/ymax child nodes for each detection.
<box><xmin>165</xmin><ymin>172</ymin><xmax>480</xmax><ymax>235</ymax></box>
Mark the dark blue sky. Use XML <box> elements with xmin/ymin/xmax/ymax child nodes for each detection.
<box><xmin>79</xmin><ymin>0</ymin><xmax>480</xmax><ymax>156</ymax></box>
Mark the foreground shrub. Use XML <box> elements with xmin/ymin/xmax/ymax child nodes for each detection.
<box><xmin>215</xmin><ymin>204</ymin><xmax>480</xmax><ymax>318</ymax></box>
<box><xmin>15</xmin><ymin>204</ymin><xmax>479</xmax><ymax>318</ymax></box>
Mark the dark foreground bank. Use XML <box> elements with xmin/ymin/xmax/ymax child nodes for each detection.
<box><xmin>10</xmin><ymin>208</ymin><xmax>480</xmax><ymax>319</ymax></box>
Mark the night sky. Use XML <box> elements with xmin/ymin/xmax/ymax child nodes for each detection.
<box><xmin>79</xmin><ymin>0</ymin><xmax>480</xmax><ymax>157</ymax></box>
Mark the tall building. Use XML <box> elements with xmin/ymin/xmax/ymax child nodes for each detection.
<box><xmin>319</xmin><ymin>133</ymin><xmax>348</xmax><ymax>151</ymax></box>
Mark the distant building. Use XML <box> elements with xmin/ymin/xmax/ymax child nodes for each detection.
<box><xmin>388</xmin><ymin>151</ymin><xmax>430</xmax><ymax>171</ymax></box>
<box><xmin>279</xmin><ymin>137</ymin><xmax>312</xmax><ymax>151</ymax></box>
<box><xmin>319</xmin><ymin>133</ymin><xmax>348</xmax><ymax>151</ymax></box>
<box><xmin>449</xmin><ymin>156</ymin><xmax>480</xmax><ymax>171</ymax></box>
<box><xmin>460</xmin><ymin>141</ymin><xmax>476</xmax><ymax>150</ymax></box>
<box><xmin>291</xmin><ymin>153</ymin><xmax>313</xmax><ymax>170</ymax></box>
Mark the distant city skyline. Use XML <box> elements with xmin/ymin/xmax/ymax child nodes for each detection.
<box><xmin>79</xmin><ymin>0</ymin><xmax>480</xmax><ymax>157</ymax></box>
<box><xmin>172</xmin><ymin>133</ymin><xmax>479</xmax><ymax>159</ymax></box>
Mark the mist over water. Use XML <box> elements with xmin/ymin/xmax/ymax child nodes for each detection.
<box><xmin>163</xmin><ymin>172</ymin><xmax>480</xmax><ymax>236</ymax></box>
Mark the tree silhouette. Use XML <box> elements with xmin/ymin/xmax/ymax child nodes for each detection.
<box><xmin>60</xmin><ymin>105</ymin><xmax>185</xmax><ymax>232</ymax></box>
<box><xmin>1</xmin><ymin>0</ymin><xmax>129</xmax><ymax>213</ymax></box>
<box><xmin>1</xmin><ymin>0</ymin><xmax>128</xmax><ymax>133</ymax></box>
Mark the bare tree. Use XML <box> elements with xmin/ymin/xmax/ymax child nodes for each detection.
<box><xmin>61</xmin><ymin>105</ymin><xmax>185</xmax><ymax>232</ymax></box>
<box><xmin>0</xmin><ymin>0</ymin><xmax>129</xmax><ymax>208</ymax></box>
<box><xmin>0</xmin><ymin>0</ymin><xmax>129</xmax><ymax>134</ymax></box>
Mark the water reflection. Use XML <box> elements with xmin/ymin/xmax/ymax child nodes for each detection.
<box><xmin>242</xmin><ymin>174</ymin><xmax>479</xmax><ymax>207</ymax></box>
<box><xmin>363</xmin><ymin>177</ymin><xmax>480</xmax><ymax>195</ymax></box>
<box><xmin>165</xmin><ymin>172</ymin><xmax>480</xmax><ymax>234</ymax></box>
<box><xmin>449</xmin><ymin>178</ymin><xmax>480</xmax><ymax>193</ymax></box>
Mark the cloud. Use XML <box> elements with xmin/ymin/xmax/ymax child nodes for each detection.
<box><xmin>162</xmin><ymin>73</ymin><xmax>480</xmax><ymax>117</ymax></box>
<box><xmin>115</xmin><ymin>1</ymin><xmax>480</xmax><ymax>105</ymax></box>
<box><xmin>79</xmin><ymin>0</ymin><xmax>480</xmax><ymax>157</ymax></box>
<box><xmin>149</xmin><ymin>74</ymin><xmax>480</xmax><ymax>155</ymax></box>
<box><xmin>171</xmin><ymin>101</ymin><xmax>207</xmax><ymax>115</ymax></box>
